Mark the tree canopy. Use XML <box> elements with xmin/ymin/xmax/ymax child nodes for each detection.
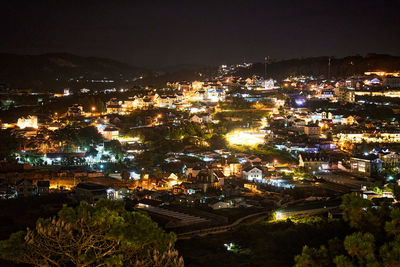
<box><xmin>294</xmin><ymin>193</ymin><xmax>400</xmax><ymax>267</ymax></box>
<box><xmin>0</xmin><ymin>199</ymin><xmax>183</xmax><ymax>267</ymax></box>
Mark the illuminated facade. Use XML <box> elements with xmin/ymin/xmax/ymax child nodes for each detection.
<box><xmin>17</xmin><ymin>116</ymin><xmax>38</xmax><ymax>129</ymax></box>
<box><xmin>350</xmin><ymin>155</ymin><xmax>382</xmax><ymax>177</ymax></box>
<box><xmin>337</xmin><ymin>132</ymin><xmax>400</xmax><ymax>143</ymax></box>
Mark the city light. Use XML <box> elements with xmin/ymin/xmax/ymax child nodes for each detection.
<box><xmin>226</xmin><ymin>130</ymin><xmax>265</xmax><ymax>146</ymax></box>
<box><xmin>275</xmin><ymin>211</ymin><xmax>285</xmax><ymax>220</ymax></box>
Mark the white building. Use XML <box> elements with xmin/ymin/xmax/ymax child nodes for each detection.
<box><xmin>242</xmin><ymin>166</ymin><xmax>264</xmax><ymax>181</ymax></box>
<box><xmin>17</xmin><ymin>116</ymin><xmax>38</xmax><ymax>129</ymax></box>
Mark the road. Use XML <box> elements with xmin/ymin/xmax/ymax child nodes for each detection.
<box><xmin>177</xmin><ymin>199</ymin><xmax>341</xmax><ymax>239</ymax></box>
<box><xmin>177</xmin><ymin>210</ymin><xmax>271</xmax><ymax>240</ymax></box>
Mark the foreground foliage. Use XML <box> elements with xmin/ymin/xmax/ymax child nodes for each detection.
<box><xmin>295</xmin><ymin>192</ymin><xmax>400</xmax><ymax>266</ymax></box>
<box><xmin>0</xmin><ymin>199</ymin><xmax>183</xmax><ymax>267</ymax></box>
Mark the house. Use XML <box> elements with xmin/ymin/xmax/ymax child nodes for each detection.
<box><xmin>67</xmin><ymin>104</ymin><xmax>83</xmax><ymax>117</ymax></box>
<box><xmin>157</xmin><ymin>95</ymin><xmax>172</xmax><ymax>108</ymax></box>
<box><xmin>246</xmin><ymin>155</ymin><xmax>262</xmax><ymax>164</ymax></box>
<box><xmin>185</xmin><ymin>166</ymin><xmax>203</xmax><ymax>179</ymax></box>
<box><xmin>74</xmin><ymin>182</ymin><xmax>108</xmax><ymax>202</ymax></box>
<box><xmin>298</xmin><ymin>153</ymin><xmax>329</xmax><ymax>172</ymax></box>
<box><xmin>106</xmin><ymin>104</ymin><xmax>122</xmax><ymax>114</ymax></box>
<box><xmin>200</xmin><ymin>113</ymin><xmax>213</xmax><ymax>123</ymax></box>
<box><xmin>377</xmin><ymin>150</ymin><xmax>400</xmax><ymax>167</ymax></box>
<box><xmin>304</xmin><ymin>123</ymin><xmax>320</xmax><ymax>137</ymax></box>
<box><xmin>341</xmin><ymin>116</ymin><xmax>356</xmax><ymax>125</ymax></box>
<box><xmin>102</xmin><ymin>126</ymin><xmax>119</xmax><ymax>140</ymax></box>
<box><xmin>350</xmin><ymin>154</ymin><xmax>382</xmax><ymax>177</ymax></box>
<box><xmin>106</xmin><ymin>98</ymin><xmax>123</xmax><ymax>114</ymax></box>
<box><xmin>320</xmin><ymin>89</ymin><xmax>335</xmax><ymax>99</ymax></box>
<box><xmin>213</xmin><ymin>169</ymin><xmax>225</xmax><ymax>186</ymax></box>
<box><xmin>242</xmin><ymin>166</ymin><xmax>264</xmax><ymax>181</ymax></box>
<box><xmin>189</xmin><ymin>115</ymin><xmax>202</xmax><ymax>123</ymax></box>
<box><xmin>194</xmin><ymin>169</ymin><xmax>221</xmax><ymax>192</ymax></box>
<box><xmin>215</xmin><ymin>161</ymin><xmax>242</xmax><ymax>177</ymax></box>
<box><xmin>37</xmin><ymin>181</ymin><xmax>50</xmax><ymax>196</ymax></box>
<box><xmin>16</xmin><ymin>179</ymin><xmax>35</xmax><ymax>197</ymax></box>
<box><xmin>0</xmin><ymin>184</ymin><xmax>17</xmax><ymax>199</ymax></box>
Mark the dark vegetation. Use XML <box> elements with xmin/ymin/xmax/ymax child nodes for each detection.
<box><xmin>236</xmin><ymin>54</ymin><xmax>400</xmax><ymax>80</ymax></box>
<box><xmin>177</xmin><ymin>214</ymin><xmax>350</xmax><ymax>267</ymax></box>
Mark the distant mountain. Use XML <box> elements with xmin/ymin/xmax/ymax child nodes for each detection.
<box><xmin>236</xmin><ymin>54</ymin><xmax>400</xmax><ymax>80</ymax></box>
<box><xmin>1</xmin><ymin>53</ymin><xmax>400</xmax><ymax>91</ymax></box>
<box><xmin>0</xmin><ymin>53</ymin><xmax>147</xmax><ymax>91</ymax></box>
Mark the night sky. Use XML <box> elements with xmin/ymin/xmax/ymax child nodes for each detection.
<box><xmin>1</xmin><ymin>0</ymin><xmax>400</xmax><ymax>67</ymax></box>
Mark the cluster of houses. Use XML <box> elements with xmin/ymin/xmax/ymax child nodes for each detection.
<box><xmin>0</xmin><ymin>179</ymin><xmax>49</xmax><ymax>199</ymax></box>
<box><xmin>105</xmin><ymin>88</ymin><xmax>226</xmax><ymax>114</ymax></box>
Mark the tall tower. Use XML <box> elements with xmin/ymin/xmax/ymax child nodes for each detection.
<box><xmin>328</xmin><ymin>57</ymin><xmax>331</xmax><ymax>81</ymax></box>
<box><xmin>264</xmin><ymin>56</ymin><xmax>269</xmax><ymax>80</ymax></box>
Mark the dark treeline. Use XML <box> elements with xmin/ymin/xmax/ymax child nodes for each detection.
<box><xmin>236</xmin><ymin>54</ymin><xmax>400</xmax><ymax>80</ymax></box>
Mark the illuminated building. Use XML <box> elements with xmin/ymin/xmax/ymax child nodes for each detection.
<box><xmin>67</xmin><ymin>104</ymin><xmax>83</xmax><ymax>117</ymax></box>
<box><xmin>242</xmin><ymin>166</ymin><xmax>264</xmax><ymax>181</ymax></box>
<box><xmin>375</xmin><ymin>149</ymin><xmax>400</xmax><ymax>167</ymax></box>
<box><xmin>336</xmin><ymin>87</ymin><xmax>355</xmax><ymax>103</ymax></box>
<box><xmin>106</xmin><ymin>98</ymin><xmax>122</xmax><ymax>114</ymax></box>
<box><xmin>320</xmin><ymin>89</ymin><xmax>335</xmax><ymax>100</ymax></box>
<box><xmin>304</xmin><ymin>123</ymin><xmax>320</xmax><ymax>136</ymax></box>
<box><xmin>298</xmin><ymin>154</ymin><xmax>329</xmax><ymax>172</ymax></box>
<box><xmin>336</xmin><ymin>132</ymin><xmax>400</xmax><ymax>143</ymax></box>
<box><xmin>364</xmin><ymin>71</ymin><xmax>400</xmax><ymax>77</ymax></box>
<box><xmin>17</xmin><ymin>116</ymin><xmax>38</xmax><ymax>129</ymax></box>
<box><xmin>192</xmin><ymin>81</ymin><xmax>204</xmax><ymax>91</ymax></box>
<box><xmin>102</xmin><ymin>127</ymin><xmax>119</xmax><ymax>140</ymax></box>
<box><xmin>350</xmin><ymin>154</ymin><xmax>382</xmax><ymax>177</ymax></box>
<box><xmin>264</xmin><ymin>79</ymin><xmax>275</xmax><ymax>90</ymax></box>
<box><xmin>341</xmin><ymin>116</ymin><xmax>356</xmax><ymax>125</ymax></box>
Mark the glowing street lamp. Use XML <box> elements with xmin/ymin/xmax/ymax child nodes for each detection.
<box><xmin>91</xmin><ymin>106</ymin><xmax>96</xmax><ymax>112</ymax></box>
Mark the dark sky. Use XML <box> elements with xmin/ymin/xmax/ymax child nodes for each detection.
<box><xmin>1</xmin><ymin>0</ymin><xmax>400</xmax><ymax>67</ymax></box>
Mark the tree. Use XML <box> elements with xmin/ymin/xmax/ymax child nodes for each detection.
<box><xmin>0</xmin><ymin>129</ymin><xmax>21</xmax><ymax>160</ymax></box>
<box><xmin>87</xmin><ymin>146</ymin><xmax>99</xmax><ymax>158</ymax></box>
<box><xmin>333</xmin><ymin>255</ymin><xmax>354</xmax><ymax>267</ymax></box>
<box><xmin>120</xmin><ymin>169</ymin><xmax>130</xmax><ymax>181</ymax></box>
<box><xmin>343</xmin><ymin>232</ymin><xmax>377</xmax><ymax>266</ymax></box>
<box><xmin>209</xmin><ymin>134</ymin><xmax>227</xmax><ymax>150</ymax></box>
<box><xmin>294</xmin><ymin>245</ymin><xmax>330</xmax><ymax>267</ymax></box>
<box><xmin>341</xmin><ymin>192</ymin><xmax>380</xmax><ymax>232</ymax></box>
<box><xmin>379</xmin><ymin>235</ymin><xmax>400</xmax><ymax>266</ymax></box>
<box><xmin>0</xmin><ymin>199</ymin><xmax>183</xmax><ymax>267</ymax></box>
<box><xmin>77</xmin><ymin>126</ymin><xmax>103</xmax><ymax>148</ymax></box>
<box><xmin>105</xmin><ymin>140</ymin><xmax>124</xmax><ymax>161</ymax></box>
<box><xmin>386</xmin><ymin>184</ymin><xmax>400</xmax><ymax>201</ymax></box>
<box><xmin>385</xmin><ymin>207</ymin><xmax>400</xmax><ymax>235</ymax></box>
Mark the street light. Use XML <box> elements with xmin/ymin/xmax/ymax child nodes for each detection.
<box><xmin>91</xmin><ymin>106</ymin><xmax>96</xmax><ymax>112</ymax></box>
